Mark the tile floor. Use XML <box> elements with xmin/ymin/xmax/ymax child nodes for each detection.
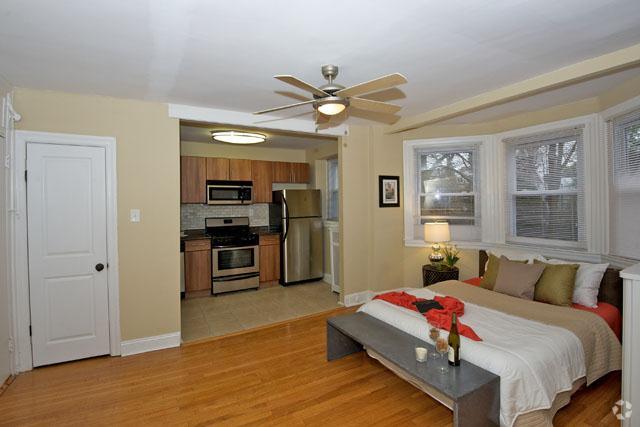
<box><xmin>180</xmin><ymin>281</ymin><xmax>341</xmax><ymax>342</ymax></box>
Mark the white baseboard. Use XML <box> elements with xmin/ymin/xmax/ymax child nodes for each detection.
<box><xmin>343</xmin><ymin>290</ymin><xmax>375</xmax><ymax>307</ymax></box>
<box><xmin>120</xmin><ymin>332</ymin><xmax>181</xmax><ymax>356</ymax></box>
<box><xmin>323</xmin><ymin>273</ymin><xmax>333</xmax><ymax>284</ymax></box>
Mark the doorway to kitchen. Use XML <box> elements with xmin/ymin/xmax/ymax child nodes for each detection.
<box><xmin>178</xmin><ymin>121</ymin><xmax>341</xmax><ymax>342</ymax></box>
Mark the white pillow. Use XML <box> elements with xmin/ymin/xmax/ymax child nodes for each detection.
<box><xmin>544</xmin><ymin>259</ymin><xmax>609</xmax><ymax>308</ymax></box>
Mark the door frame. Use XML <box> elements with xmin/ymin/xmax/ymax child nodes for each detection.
<box><xmin>12</xmin><ymin>131</ymin><xmax>120</xmax><ymax>371</ymax></box>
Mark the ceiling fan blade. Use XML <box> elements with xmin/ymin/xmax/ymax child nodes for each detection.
<box><xmin>349</xmin><ymin>97</ymin><xmax>402</xmax><ymax>115</ymax></box>
<box><xmin>334</xmin><ymin>73</ymin><xmax>407</xmax><ymax>98</ymax></box>
<box><xmin>253</xmin><ymin>99</ymin><xmax>316</xmax><ymax>115</ymax></box>
<box><xmin>275</xmin><ymin>75</ymin><xmax>329</xmax><ymax>97</ymax></box>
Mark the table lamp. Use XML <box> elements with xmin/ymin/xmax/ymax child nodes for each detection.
<box><xmin>423</xmin><ymin>222</ymin><xmax>450</xmax><ymax>263</ymax></box>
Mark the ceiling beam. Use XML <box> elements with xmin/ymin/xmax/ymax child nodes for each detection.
<box><xmin>387</xmin><ymin>43</ymin><xmax>640</xmax><ymax>134</ymax></box>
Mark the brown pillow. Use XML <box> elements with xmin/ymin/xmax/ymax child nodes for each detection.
<box><xmin>533</xmin><ymin>260</ymin><xmax>579</xmax><ymax>306</ymax></box>
<box><xmin>493</xmin><ymin>256</ymin><xmax>545</xmax><ymax>300</ymax></box>
<box><xmin>480</xmin><ymin>254</ymin><xmax>527</xmax><ymax>290</ymax></box>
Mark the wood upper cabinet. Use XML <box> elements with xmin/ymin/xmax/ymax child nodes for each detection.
<box><xmin>251</xmin><ymin>160</ymin><xmax>273</xmax><ymax>203</ymax></box>
<box><xmin>181</xmin><ymin>156</ymin><xmax>207</xmax><ymax>203</ymax></box>
<box><xmin>229</xmin><ymin>159</ymin><xmax>252</xmax><ymax>181</ymax></box>
<box><xmin>259</xmin><ymin>235</ymin><xmax>280</xmax><ymax>284</ymax></box>
<box><xmin>206</xmin><ymin>157</ymin><xmax>230</xmax><ymax>181</ymax></box>
<box><xmin>291</xmin><ymin>162</ymin><xmax>310</xmax><ymax>183</ymax></box>
<box><xmin>272</xmin><ymin>162</ymin><xmax>292</xmax><ymax>183</ymax></box>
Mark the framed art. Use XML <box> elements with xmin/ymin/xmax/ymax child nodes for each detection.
<box><xmin>379</xmin><ymin>175</ymin><xmax>400</xmax><ymax>207</ymax></box>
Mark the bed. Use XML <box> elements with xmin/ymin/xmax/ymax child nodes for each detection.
<box><xmin>356</xmin><ymin>250</ymin><xmax>623</xmax><ymax>427</ymax></box>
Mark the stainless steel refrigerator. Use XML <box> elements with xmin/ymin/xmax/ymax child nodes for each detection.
<box><xmin>272</xmin><ymin>189</ymin><xmax>323</xmax><ymax>285</ymax></box>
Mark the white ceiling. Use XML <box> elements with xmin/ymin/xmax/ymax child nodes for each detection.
<box><xmin>443</xmin><ymin>65</ymin><xmax>640</xmax><ymax>124</ymax></box>
<box><xmin>180</xmin><ymin>123</ymin><xmax>336</xmax><ymax>149</ymax></box>
<box><xmin>1</xmin><ymin>0</ymin><xmax>640</xmax><ymax>121</ymax></box>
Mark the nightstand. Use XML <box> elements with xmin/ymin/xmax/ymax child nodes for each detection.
<box><xmin>422</xmin><ymin>265</ymin><xmax>459</xmax><ymax>287</ymax></box>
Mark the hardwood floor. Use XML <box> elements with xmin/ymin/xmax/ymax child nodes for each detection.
<box><xmin>0</xmin><ymin>308</ymin><xmax>621</xmax><ymax>426</ymax></box>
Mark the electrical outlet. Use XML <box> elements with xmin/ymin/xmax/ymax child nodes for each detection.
<box><xmin>130</xmin><ymin>209</ymin><xmax>141</xmax><ymax>223</ymax></box>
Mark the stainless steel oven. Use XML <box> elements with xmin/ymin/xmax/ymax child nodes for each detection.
<box><xmin>212</xmin><ymin>245</ymin><xmax>259</xmax><ymax>278</ymax></box>
<box><xmin>206</xmin><ymin>180</ymin><xmax>253</xmax><ymax>205</ymax></box>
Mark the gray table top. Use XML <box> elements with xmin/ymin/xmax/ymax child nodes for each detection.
<box><xmin>328</xmin><ymin>312</ymin><xmax>499</xmax><ymax>400</ymax></box>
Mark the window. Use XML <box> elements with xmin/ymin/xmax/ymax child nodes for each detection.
<box><xmin>414</xmin><ymin>144</ymin><xmax>481</xmax><ymax>241</ymax></box>
<box><xmin>609</xmin><ymin>107</ymin><xmax>640</xmax><ymax>259</ymax></box>
<box><xmin>505</xmin><ymin>127</ymin><xmax>585</xmax><ymax>247</ymax></box>
<box><xmin>326</xmin><ymin>158</ymin><xmax>339</xmax><ymax>221</ymax></box>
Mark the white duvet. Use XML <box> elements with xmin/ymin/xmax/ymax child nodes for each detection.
<box><xmin>357</xmin><ymin>288</ymin><xmax>585</xmax><ymax>427</ymax></box>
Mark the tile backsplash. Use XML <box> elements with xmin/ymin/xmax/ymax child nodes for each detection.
<box><xmin>180</xmin><ymin>204</ymin><xmax>270</xmax><ymax>230</ymax></box>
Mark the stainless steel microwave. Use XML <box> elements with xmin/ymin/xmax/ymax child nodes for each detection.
<box><xmin>206</xmin><ymin>180</ymin><xmax>253</xmax><ymax>205</ymax></box>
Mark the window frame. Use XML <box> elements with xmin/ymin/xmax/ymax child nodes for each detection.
<box><xmin>504</xmin><ymin>128</ymin><xmax>586</xmax><ymax>249</ymax></box>
<box><xmin>326</xmin><ymin>157</ymin><xmax>339</xmax><ymax>222</ymax></box>
<box><xmin>403</xmin><ymin>136</ymin><xmax>487</xmax><ymax>246</ymax></box>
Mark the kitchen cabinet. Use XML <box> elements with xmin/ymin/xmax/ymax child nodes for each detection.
<box><xmin>251</xmin><ymin>160</ymin><xmax>273</xmax><ymax>203</ymax></box>
<box><xmin>206</xmin><ymin>157</ymin><xmax>230</xmax><ymax>181</ymax></box>
<box><xmin>181</xmin><ymin>156</ymin><xmax>207</xmax><ymax>203</ymax></box>
<box><xmin>272</xmin><ymin>161</ymin><xmax>292</xmax><ymax>183</ymax></box>
<box><xmin>259</xmin><ymin>234</ymin><xmax>280</xmax><ymax>285</ymax></box>
<box><xmin>184</xmin><ymin>239</ymin><xmax>212</xmax><ymax>294</ymax></box>
<box><xmin>291</xmin><ymin>162</ymin><xmax>310</xmax><ymax>183</ymax></box>
<box><xmin>230</xmin><ymin>158</ymin><xmax>252</xmax><ymax>181</ymax></box>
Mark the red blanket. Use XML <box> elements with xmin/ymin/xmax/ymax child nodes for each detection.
<box><xmin>373</xmin><ymin>291</ymin><xmax>482</xmax><ymax>341</ymax></box>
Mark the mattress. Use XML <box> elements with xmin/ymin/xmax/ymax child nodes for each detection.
<box><xmin>463</xmin><ymin>277</ymin><xmax>622</xmax><ymax>339</ymax></box>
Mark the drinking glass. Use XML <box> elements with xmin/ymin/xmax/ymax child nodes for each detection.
<box><xmin>428</xmin><ymin>326</ymin><xmax>440</xmax><ymax>359</ymax></box>
<box><xmin>435</xmin><ymin>336</ymin><xmax>449</xmax><ymax>373</ymax></box>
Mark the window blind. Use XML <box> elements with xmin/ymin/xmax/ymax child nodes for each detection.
<box><xmin>609</xmin><ymin>107</ymin><xmax>640</xmax><ymax>259</ymax></box>
<box><xmin>326</xmin><ymin>158</ymin><xmax>339</xmax><ymax>221</ymax></box>
<box><xmin>505</xmin><ymin>126</ymin><xmax>585</xmax><ymax>246</ymax></box>
<box><xmin>415</xmin><ymin>145</ymin><xmax>480</xmax><ymax>241</ymax></box>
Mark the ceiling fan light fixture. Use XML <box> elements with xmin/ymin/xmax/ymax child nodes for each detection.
<box><xmin>211</xmin><ymin>131</ymin><xmax>266</xmax><ymax>144</ymax></box>
<box><xmin>316</xmin><ymin>97</ymin><xmax>348</xmax><ymax>116</ymax></box>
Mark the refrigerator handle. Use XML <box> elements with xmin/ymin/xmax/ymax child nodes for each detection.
<box><xmin>282</xmin><ymin>196</ymin><xmax>290</xmax><ymax>242</ymax></box>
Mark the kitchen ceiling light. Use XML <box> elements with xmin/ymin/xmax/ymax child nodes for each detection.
<box><xmin>211</xmin><ymin>131</ymin><xmax>266</xmax><ymax>144</ymax></box>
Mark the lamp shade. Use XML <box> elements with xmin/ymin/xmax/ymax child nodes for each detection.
<box><xmin>423</xmin><ymin>222</ymin><xmax>450</xmax><ymax>243</ymax></box>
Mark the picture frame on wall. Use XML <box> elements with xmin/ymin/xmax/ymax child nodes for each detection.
<box><xmin>379</xmin><ymin>175</ymin><xmax>400</xmax><ymax>207</ymax></box>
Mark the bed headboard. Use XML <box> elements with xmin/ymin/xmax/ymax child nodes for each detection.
<box><xmin>478</xmin><ymin>250</ymin><xmax>623</xmax><ymax>312</ymax></box>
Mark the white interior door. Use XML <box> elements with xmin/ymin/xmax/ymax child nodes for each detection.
<box><xmin>27</xmin><ymin>142</ymin><xmax>110</xmax><ymax>367</ymax></box>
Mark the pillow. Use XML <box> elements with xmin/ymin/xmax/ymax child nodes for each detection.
<box><xmin>544</xmin><ymin>259</ymin><xmax>609</xmax><ymax>308</ymax></box>
<box><xmin>493</xmin><ymin>256</ymin><xmax>545</xmax><ymax>300</ymax></box>
<box><xmin>480</xmin><ymin>254</ymin><xmax>526</xmax><ymax>290</ymax></box>
<box><xmin>488</xmin><ymin>249</ymin><xmax>546</xmax><ymax>264</ymax></box>
<box><xmin>533</xmin><ymin>260</ymin><xmax>579</xmax><ymax>306</ymax></box>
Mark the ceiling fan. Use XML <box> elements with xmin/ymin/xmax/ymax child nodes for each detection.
<box><xmin>254</xmin><ymin>64</ymin><xmax>407</xmax><ymax>124</ymax></box>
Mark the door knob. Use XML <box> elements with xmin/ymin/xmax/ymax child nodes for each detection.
<box><xmin>95</xmin><ymin>263</ymin><xmax>105</xmax><ymax>272</ymax></box>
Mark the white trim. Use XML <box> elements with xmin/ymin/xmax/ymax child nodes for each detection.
<box><xmin>323</xmin><ymin>273</ymin><xmax>333</xmax><ymax>285</ymax></box>
<box><xmin>620</xmin><ymin>263</ymin><xmax>640</xmax><ymax>427</ymax></box>
<box><xmin>168</xmin><ymin>104</ymin><xmax>348</xmax><ymax>137</ymax></box>
<box><xmin>343</xmin><ymin>290</ymin><xmax>375</xmax><ymax>307</ymax></box>
<box><xmin>600</xmin><ymin>94</ymin><xmax>640</xmax><ymax>121</ymax></box>
<box><xmin>120</xmin><ymin>332</ymin><xmax>180</xmax><ymax>357</ymax></box>
<box><xmin>12</xmin><ymin>131</ymin><xmax>120</xmax><ymax>372</ymax></box>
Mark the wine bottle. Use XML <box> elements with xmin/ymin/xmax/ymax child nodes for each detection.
<box><xmin>448</xmin><ymin>313</ymin><xmax>460</xmax><ymax>366</ymax></box>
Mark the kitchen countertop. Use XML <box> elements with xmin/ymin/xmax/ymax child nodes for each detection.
<box><xmin>250</xmin><ymin>226</ymin><xmax>282</xmax><ymax>236</ymax></box>
<box><xmin>180</xmin><ymin>226</ymin><xmax>281</xmax><ymax>241</ymax></box>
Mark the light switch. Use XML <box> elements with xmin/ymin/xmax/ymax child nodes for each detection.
<box><xmin>130</xmin><ymin>209</ymin><xmax>141</xmax><ymax>223</ymax></box>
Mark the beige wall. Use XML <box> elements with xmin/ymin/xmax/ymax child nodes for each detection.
<box><xmin>339</xmin><ymin>73</ymin><xmax>640</xmax><ymax>298</ymax></box>
<box><xmin>13</xmin><ymin>88</ymin><xmax>181</xmax><ymax>341</ymax></box>
<box><xmin>0</xmin><ymin>78</ymin><xmax>13</xmax><ymax>381</ymax></box>
<box><xmin>181</xmin><ymin>140</ymin><xmax>307</xmax><ymax>162</ymax></box>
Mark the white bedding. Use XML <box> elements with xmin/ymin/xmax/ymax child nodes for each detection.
<box><xmin>357</xmin><ymin>288</ymin><xmax>585</xmax><ymax>427</ymax></box>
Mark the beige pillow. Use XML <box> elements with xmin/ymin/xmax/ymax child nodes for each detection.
<box><xmin>493</xmin><ymin>256</ymin><xmax>545</xmax><ymax>300</ymax></box>
<box><xmin>533</xmin><ymin>260</ymin><xmax>579</xmax><ymax>306</ymax></box>
<box><xmin>480</xmin><ymin>254</ymin><xmax>526</xmax><ymax>290</ymax></box>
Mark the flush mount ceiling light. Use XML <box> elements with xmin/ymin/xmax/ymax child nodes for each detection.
<box><xmin>211</xmin><ymin>131</ymin><xmax>266</xmax><ymax>144</ymax></box>
<box><xmin>316</xmin><ymin>96</ymin><xmax>348</xmax><ymax>116</ymax></box>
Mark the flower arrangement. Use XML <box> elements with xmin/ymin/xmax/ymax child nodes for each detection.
<box><xmin>440</xmin><ymin>245</ymin><xmax>460</xmax><ymax>270</ymax></box>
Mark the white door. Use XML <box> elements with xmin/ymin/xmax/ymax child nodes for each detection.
<box><xmin>27</xmin><ymin>142</ymin><xmax>110</xmax><ymax>367</ymax></box>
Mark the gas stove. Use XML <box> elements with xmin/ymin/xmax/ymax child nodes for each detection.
<box><xmin>205</xmin><ymin>217</ymin><xmax>258</xmax><ymax>248</ymax></box>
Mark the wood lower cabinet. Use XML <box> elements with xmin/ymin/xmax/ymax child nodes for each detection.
<box><xmin>259</xmin><ymin>234</ymin><xmax>280</xmax><ymax>285</ymax></box>
<box><xmin>206</xmin><ymin>157</ymin><xmax>230</xmax><ymax>181</ymax></box>
<box><xmin>184</xmin><ymin>239</ymin><xmax>212</xmax><ymax>294</ymax></box>
<box><xmin>291</xmin><ymin>162</ymin><xmax>310</xmax><ymax>183</ymax></box>
<box><xmin>181</xmin><ymin>156</ymin><xmax>207</xmax><ymax>203</ymax></box>
<box><xmin>230</xmin><ymin>158</ymin><xmax>252</xmax><ymax>181</ymax></box>
<box><xmin>252</xmin><ymin>160</ymin><xmax>273</xmax><ymax>203</ymax></box>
